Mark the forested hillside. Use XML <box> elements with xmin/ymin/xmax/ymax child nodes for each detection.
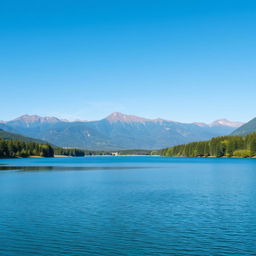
<box><xmin>0</xmin><ymin>129</ymin><xmax>46</xmax><ymax>144</ymax></box>
<box><xmin>231</xmin><ymin>117</ymin><xmax>256</xmax><ymax>136</ymax></box>
<box><xmin>161</xmin><ymin>133</ymin><xmax>256</xmax><ymax>158</ymax></box>
<box><xmin>0</xmin><ymin>139</ymin><xmax>54</xmax><ymax>158</ymax></box>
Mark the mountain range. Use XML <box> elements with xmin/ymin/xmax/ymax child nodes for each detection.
<box><xmin>0</xmin><ymin>113</ymin><xmax>244</xmax><ymax>150</ymax></box>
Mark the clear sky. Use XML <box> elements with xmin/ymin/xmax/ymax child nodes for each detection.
<box><xmin>0</xmin><ymin>0</ymin><xmax>255</xmax><ymax>123</ymax></box>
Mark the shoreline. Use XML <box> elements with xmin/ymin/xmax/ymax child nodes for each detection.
<box><xmin>0</xmin><ymin>155</ymin><xmax>160</xmax><ymax>160</ymax></box>
<box><xmin>0</xmin><ymin>155</ymin><xmax>255</xmax><ymax>160</ymax></box>
<box><xmin>161</xmin><ymin>155</ymin><xmax>256</xmax><ymax>159</ymax></box>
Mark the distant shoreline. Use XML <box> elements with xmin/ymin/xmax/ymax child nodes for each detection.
<box><xmin>0</xmin><ymin>155</ymin><xmax>160</xmax><ymax>159</ymax></box>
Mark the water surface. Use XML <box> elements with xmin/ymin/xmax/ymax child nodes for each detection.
<box><xmin>0</xmin><ymin>157</ymin><xmax>256</xmax><ymax>255</ymax></box>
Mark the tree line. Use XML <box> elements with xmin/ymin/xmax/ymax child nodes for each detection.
<box><xmin>0</xmin><ymin>139</ymin><xmax>91</xmax><ymax>158</ymax></box>
<box><xmin>161</xmin><ymin>133</ymin><xmax>256</xmax><ymax>158</ymax></box>
<box><xmin>0</xmin><ymin>139</ymin><xmax>114</xmax><ymax>158</ymax></box>
<box><xmin>54</xmin><ymin>147</ymin><xmax>85</xmax><ymax>157</ymax></box>
<box><xmin>0</xmin><ymin>139</ymin><xmax>54</xmax><ymax>158</ymax></box>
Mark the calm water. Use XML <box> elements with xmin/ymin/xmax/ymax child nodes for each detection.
<box><xmin>0</xmin><ymin>156</ymin><xmax>256</xmax><ymax>256</ymax></box>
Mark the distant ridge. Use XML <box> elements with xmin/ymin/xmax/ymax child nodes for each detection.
<box><xmin>105</xmin><ymin>112</ymin><xmax>151</xmax><ymax>123</ymax></box>
<box><xmin>210</xmin><ymin>119</ymin><xmax>243</xmax><ymax>128</ymax></box>
<box><xmin>0</xmin><ymin>129</ymin><xmax>47</xmax><ymax>144</ymax></box>
<box><xmin>4</xmin><ymin>113</ymin><xmax>244</xmax><ymax>128</ymax></box>
<box><xmin>231</xmin><ymin>117</ymin><xmax>256</xmax><ymax>136</ymax></box>
<box><xmin>13</xmin><ymin>114</ymin><xmax>64</xmax><ymax>123</ymax></box>
<box><xmin>0</xmin><ymin>113</ymin><xmax>244</xmax><ymax>150</ymax></box>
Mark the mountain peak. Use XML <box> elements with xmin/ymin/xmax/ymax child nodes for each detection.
<box><xmin>12</xmin><ymin>114</ymin><xmax>62</xmax><ymax>123</ymax></box>
<box><xmin>193</xmin><ymin>122</ymin><xmax>208</xmax><ymax>127</ymax></box>
<box><xmin>210</xmin><ymin>119</ymin><xmax>244</xmax><ymax>128</ymax></box>
<box><xmin>105</xmin><ymin>112</ymin><xmax>150</xmax><ymax>123</ymax></box>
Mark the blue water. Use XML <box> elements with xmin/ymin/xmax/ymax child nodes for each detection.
<box><xmin>0</xmin><ymin>156</ymin><xmax>256</xmax><ymax>256</ymax></box>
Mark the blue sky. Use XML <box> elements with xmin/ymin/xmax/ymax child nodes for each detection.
<box><xmin>0</xmin><ymin>0</ymin><xmax>255</xmax><ymax>123</ymax></box>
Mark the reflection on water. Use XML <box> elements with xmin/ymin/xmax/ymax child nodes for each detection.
<box><xmin>0</xmin><ymin>165</ymin><xmax>151</xmax><ymax>172</ymax></box>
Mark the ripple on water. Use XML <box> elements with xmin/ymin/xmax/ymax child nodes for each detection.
<box><xmin>0</xmin><ymin>157</ymin><xmax>256</xmax><ymax>255</ymax></box>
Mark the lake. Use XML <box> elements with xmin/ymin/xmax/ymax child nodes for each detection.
<box><xmin>0</xmin><ymin>156</ymin><xmax>256</xmax><ymax>256</ymax></box>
